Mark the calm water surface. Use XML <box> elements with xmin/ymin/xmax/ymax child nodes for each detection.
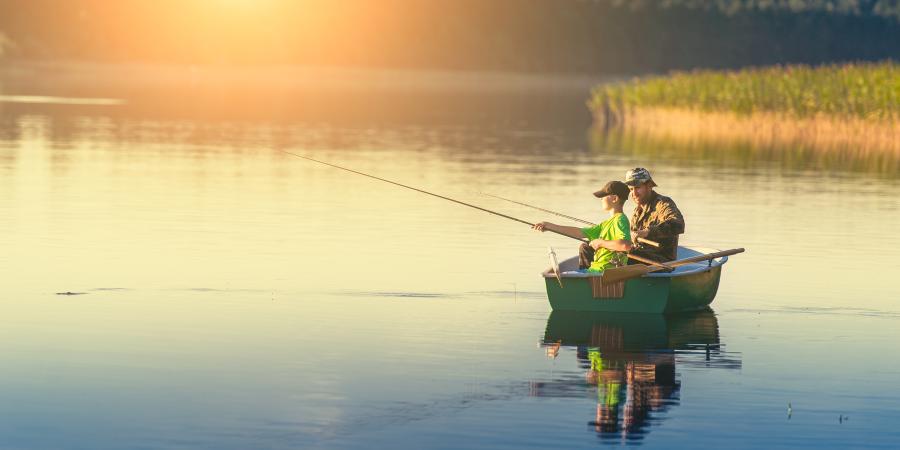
<box><xmin>1</xmin><ymin>64</ymin><xmax>899</xmax><ymax>449</ymax></box>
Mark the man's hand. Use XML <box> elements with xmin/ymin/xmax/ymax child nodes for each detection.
<box><xmin>589</xmin><ymin>239</ymin><xmax>604</xmax><ymax>250</ymax></box>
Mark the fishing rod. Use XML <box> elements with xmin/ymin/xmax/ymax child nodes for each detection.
<box><xmin>480</xmin><ymin>191</ymin><xmax>662</xmax><ymax>249</ymax></box>
<box><xmin>279</xmin><ymin>150</ymin><xmax>588</xmax><ymax>244</ymax></box>
<box><xmin>282</xmin><ymin>151</ymin><xmax>670</xmax><ymax>269</ymax></box>
<box><xmin>480</xmin><ymin>192</ymin><xmax>593</xmax><ymax>225</ymax></box>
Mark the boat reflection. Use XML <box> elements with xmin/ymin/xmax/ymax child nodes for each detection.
<box><xmin>531</xmin><ymin>309</ymin><xmax>741</xmax><ymax>443</ymax></box>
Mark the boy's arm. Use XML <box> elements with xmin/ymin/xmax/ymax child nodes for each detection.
<box><xmin>591</xmin><ymin>239</ymin><xmax>633</xmax><ymax>252</ymax></box>
<box><xmin>532</xmin><ymin>222</ymin><xmax>587</xmax><ymax>240</ymax></box>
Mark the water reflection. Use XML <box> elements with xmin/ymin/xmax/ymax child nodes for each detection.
<box><xmin>532</xmin><ymin>310</ymin><xmax>741</xmax><ymax>443</ymax></box>
<box><xmin>591</xmin><ymin>128</ymin><xmax>900</xmax><ymax>176</ymax></box>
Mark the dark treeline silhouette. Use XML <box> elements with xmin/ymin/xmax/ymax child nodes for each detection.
<box><xmin>0</xmin><ymin>0</ymin><xmax>898</xmax><ymax>73</ymax></box>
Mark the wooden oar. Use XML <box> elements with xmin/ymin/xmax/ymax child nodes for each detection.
<box><xmin>548</xmin><ymin>247</ymin><xmax>563</xmax><ymax>288</ymax></box>
<box><xmin>480</xmin><ymin>191</ymin><xmax>661</xmax><ymax>248</ymax></box>
<box><xmin>601</xmin><ymin>248</ymin><xmax>745</xmax><ymax>285</ymax></box>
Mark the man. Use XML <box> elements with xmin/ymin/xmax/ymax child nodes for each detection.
<box><xmin>625</xmin><ymin>168</ymin><xmax>684</xmax><ymax>263</ymax></box>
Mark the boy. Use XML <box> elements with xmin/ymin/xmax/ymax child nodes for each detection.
<box><xmin>533</xmin><ymin>181</ymin><xmax>633</xmax><ymax>272</ymax></box>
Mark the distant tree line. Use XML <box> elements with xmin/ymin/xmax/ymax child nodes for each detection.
<box><xmin>611</xmin><ymin>0</ymin><xmax>900</xmax><ymax>19</ymax></box>
<box><xmin>0</xmin><ymin>0</ymin><xmax>897</xmax><ymax>73</ymax></box>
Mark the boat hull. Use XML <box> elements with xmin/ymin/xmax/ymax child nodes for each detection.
<box><xmin>665</xmin><ymin>265</ymin><xmax>722</xmax><ymax>313</ymax></box>
<box><xmin>543</xmin><ymin>247</ymin><xmax>726</xmax><ymax>314</ymax></box>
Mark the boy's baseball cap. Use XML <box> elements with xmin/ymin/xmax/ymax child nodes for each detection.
<box><xmin>593</xmin><ymin>180</ymin><xmax>630</xmax><ymax>200</ymax></box>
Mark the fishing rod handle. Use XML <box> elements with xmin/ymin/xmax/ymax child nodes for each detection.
<box><xmin>628</xmin><ymin>253</ymin><xmax>673</xmax><ymax>269</ymax></box>
<box><xmin>637</xmin><ymin>237</ymin><xmax>660</xmax><ymax>248</ymax></box>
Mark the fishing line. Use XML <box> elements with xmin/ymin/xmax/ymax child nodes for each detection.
<box><xmin>279</xmin><ymin>150</ymin><xmax>587</xmax><ymax>243</ymax></box>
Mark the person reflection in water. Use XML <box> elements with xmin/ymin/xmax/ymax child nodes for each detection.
<box><xmin>585</xmin><ymin>348</ymin><xmax>623</xmax><ymax>434</ymax></box>
<box><xmin>534</xmin><ymin>310</ymin><xmax>737</xmax><ymax>441</ymax></box>
<box><xmin>581</xmin><ymin>347</ymin><xmax>679</xmax><ymax>440</ymax></box>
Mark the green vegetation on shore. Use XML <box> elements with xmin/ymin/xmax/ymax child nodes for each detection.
<box><xmin>592</xmin><ymin>62</ymin><xmax>900</xmax><ymax>120</ymax></box>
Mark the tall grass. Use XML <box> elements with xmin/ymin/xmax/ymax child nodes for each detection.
<box><xmin>591</xmin><ymin>62</ymin><xmax>900</xmax><ymax>121</ymax></box>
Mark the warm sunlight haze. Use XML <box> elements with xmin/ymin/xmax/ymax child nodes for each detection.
<box><xmin>1</xmin><ymin>1</ymin><xmax>898</xmax><ymax>449</ymax></box>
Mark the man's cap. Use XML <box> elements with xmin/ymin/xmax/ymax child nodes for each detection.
<box><xmin>593</xmin><ymin>180</ymin><xmax>630</xmax><ymax>201</ymax></box>
<box><xmin>624</xmin><ymin>167</ymin><xmax>658</xmax><ymax>187</ymax></box>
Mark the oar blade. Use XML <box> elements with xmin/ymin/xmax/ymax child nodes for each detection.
<box><xmin>600</xmin><ymin>264</ymin><xmax>652</xmax><ymax>285</ymax></box>
<box><xmin>548</xmin><ymin>247</ymin><xmax>563</xmax><ymax>288</ymax></box>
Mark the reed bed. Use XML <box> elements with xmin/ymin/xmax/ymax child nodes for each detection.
<box><xmin>589</xmin><ymin>62</ymin><xmax>900</xmax><ymax>163</ymax></box>
<box><xmin>592</xmin><ymin>62</ymin><xmax>900</xmax><ymax>120</ymax></box>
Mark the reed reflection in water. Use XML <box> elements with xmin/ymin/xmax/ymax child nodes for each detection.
<box><xmin>591</xmin><ymin>127</ymin><xmax>900</xmax><ymax>176</ymax></box>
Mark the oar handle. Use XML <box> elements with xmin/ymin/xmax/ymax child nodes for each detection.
<box><xmin>645</xmin><ymin>248</ymin><xmax>745</xmax><ymax>274</ymax></box>
<box><xmin>672</xmin><ymin>248</ymin><xmax>745</xmax><ymax>266</ymax></box>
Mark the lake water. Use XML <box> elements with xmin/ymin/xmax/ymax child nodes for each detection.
<box><xmin>1</xmin><ymin>63</ymin><xmax>899</xmax><ymax>449</ymax></box>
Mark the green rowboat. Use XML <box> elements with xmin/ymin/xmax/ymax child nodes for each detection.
<box><xmin>542</xmin><ymin>246</ymin><xmax>732</xmax><ymax>313</ymax></box>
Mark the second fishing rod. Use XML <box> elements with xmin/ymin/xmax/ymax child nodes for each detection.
<box><xmin>282</xmin><ymin>151</ymin><xmax>670</xmax><ymax>269</ymax></box>
<box><xmin>479</xmin><ymin>192</ymin><xmax>662</xmax><ymax>249</ymax></box>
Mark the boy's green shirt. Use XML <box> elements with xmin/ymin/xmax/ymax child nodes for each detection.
<box><xmin>581</xmin><ymin>213</ymin><xmax>631</xmax><ymax>273</ymax></box>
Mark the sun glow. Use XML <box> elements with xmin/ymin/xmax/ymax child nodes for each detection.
<box><xmin>98</xmin><ymin>0</ymin><xmax>403</xmax><ymax>66</ymax></box>
<box><xmin>6</xmin><ymin>0</ymin><xmax>454</xmax><ymax>67</ymax></box>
